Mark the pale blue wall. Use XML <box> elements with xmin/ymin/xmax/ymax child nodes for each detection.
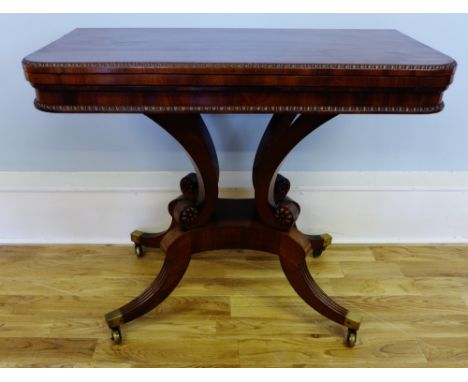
<box><xmin>0</xmin><ymin>14</ymin><xmax>465</xmax><ymax>171</ymax></box>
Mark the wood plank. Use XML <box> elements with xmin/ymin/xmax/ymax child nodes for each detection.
<box><xmin>317</xmin><ymin>246</ymin><xmax>376</xmax><ymax>262</ymax></box>
<box><xmin>215</xmin><ymin>318</ymin><xmax>334</xmax><ymax>339</ymax></box>
<box><xmin>237</xmin><ymin>337</ymin><xmax>427</xmax><ymax>367</ymax></box>
<box><xmin>340</xmin><ymin>261</ymin><xmax>404</xmax><ymax>278</ymax></box>
<box><xmin>412</xmin><ymin>277</ymin><xmax>468</xmax><ymax>296</ymax></box>
<box><xmin>418</xmin><ymin>337</ymin><xmax>468</xmax><ymax>366</ymax></box>
<box><xmin>92</xmin><ymin>338</ymin><xmax>239</xmax><ymax>367</ymax></box>
<box><xmin>0</xmin><ymin>275</ymin><xmax>159</xmax><ymax>297</ymax></box>
<box><xmin>325</xmin><ymin>277</ymin><xmax>421</xmax><ymax>296</ymax></box>
<box><xmin>0</xmin><ymin>295</ymin><xmax>121</xmax><ymax>317</ymax></box>
<box><xmin>0</xmin><ymin>338</ymin><xmax>96</xmax><ymax>367</ymax></box>
<box><xmin>230</xmin><ymin>295</ymin><xmax>336</xmax><ymax>321</ymax></box>
<box><xmin>174</xmin><ymin>277</ymin><xmax>332</xmax><ymax>297</ymax></box>
<box><xmin>396</xmin><ymin>261</ymin><xmax>468</xmax><ymax>277</ymax></box>
<box><xmin>372</xmin><ymin>245</ymin><xmax>468</xmax><ymax>262</ymax></box>
<box><xmin>331</xmin><ymin>295</ymin><xmax>467</xmax><ymax>319</ymax></box>
<box><xmin>353</xmin><ymin>315</ymin><xmax>468</xmax><ymax>340</ymax></box>
<box><xmin>0</xmin><ymin>314</ymin><xmax>107</xmax><ymax>339</ymax></box>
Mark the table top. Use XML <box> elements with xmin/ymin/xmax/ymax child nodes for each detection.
<box><xmin>24</xmin><ymin>28</ymin><xmax>455</xmax><ymax>72</ymax></box>
<box><xmin>23</xmin><ymin>28</ymin><xmax>456</xmax><ymax>114</ymax></box>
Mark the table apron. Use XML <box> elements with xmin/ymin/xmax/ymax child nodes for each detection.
<box><xmin>33</xmin><ymin>87</ymin><xmax>445</xmax><ymax>114</ymax></box>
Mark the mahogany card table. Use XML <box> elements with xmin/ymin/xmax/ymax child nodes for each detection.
<box><xmin>23</xmin><ymin>28</ymin><xmax>456</xmax><ymax>346</ymax></box>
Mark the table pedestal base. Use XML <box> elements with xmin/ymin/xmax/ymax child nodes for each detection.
<box><xmin>105</xmin><ymin>198</ymin><xmax>361</xmax><ymax>346</ymax></box>
<box><xmin>104</xmin><ymin>112</ymin><xmax>361</xmax><ymax>347</ymax></box>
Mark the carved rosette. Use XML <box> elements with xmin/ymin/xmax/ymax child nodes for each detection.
<box><xmin>178</xmin><ymin>205</ymin><xmax>199</xmax><ymax>226</ymax></box>
<box><xmin>274</xmin><ymin>200</ymin><xmax>300</xmax><ymax>229</ymax></box>
<box><xmin>274</xmin><ymin>206</ymin><xmax>294</xmax><ymax>227</ymax></box>
<box><xmin>272</xmin><ymin>174</ymin><xmax>296</xmax><ymax>228</ymax></box>
<box><xmin>172</xmin><ymin>199</ymin><xmax>199</xmax><ymax>229</ymax></box>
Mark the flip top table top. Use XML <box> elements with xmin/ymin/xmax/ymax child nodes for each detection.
<box><xmin>23</xmin><ymin>28</ymin><xmax>456</xmax><ymax>114</ymax></box>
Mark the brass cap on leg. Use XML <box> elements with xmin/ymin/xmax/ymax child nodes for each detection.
<box><xmin>320</xmin><ymin>233</ymin><xmax>332</xmax><ymax>248</ymax></box>
<box><xmin>105</xmin><ymin>309</ymin><xmax>124</xmax><ymax>329</ymax></box>
<box><xmin>344</xmin><ymin>311</ymin><xmax>361</xmax><ymax>330</ymax></box>
<box><xmin>131</xmin><ymin>230</ymin><xmax>144</xmax><ymax>244</ymax></box>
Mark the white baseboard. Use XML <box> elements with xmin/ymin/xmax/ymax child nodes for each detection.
<box><xmin>1</xmin><ymin>171</ymin><xmax>468</xmax><ymax>244</ymax></box>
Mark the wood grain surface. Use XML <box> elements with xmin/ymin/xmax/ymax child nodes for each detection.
<box><xmin>0</xmin><ymin>243</ymin><xmax>467</xmax><ymax>367</ymax></box>
<box><xmin>23</xmin><ymin>29</ymin><xmax>454</xmax><ymax>71</ymax></box>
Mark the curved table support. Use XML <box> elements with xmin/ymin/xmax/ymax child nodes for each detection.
<box><xmin>253</xmin><ymin>113</ymin><xmax>337</xmax><ymax>230</ymax></box>
<box><xmin>128</xmin><ymin>113</ymin><xmax>219</xmax><ymax>255</ymax></box>
<box><xmin>106</xmin><ymin>228</ymin><xmax>193</xmax><ymax>343</ymax></box>
<box><xmin>278</xmin><ymin>230</ymin><xmax>360</xmax><ymax>330</ymax></box>
<box><xmin>145</xmin><ymin>113</ymin><xmax>219</xmax><ymax>229</ymax></box>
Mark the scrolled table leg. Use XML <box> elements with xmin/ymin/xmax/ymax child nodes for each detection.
<box><xmin>252</xmin><ymin>113</ymin><xmax>337</xmax><ymax>230</ymax></box>
<box><xmin>145</xmin><ymin>113</ymin><xmax>219</xmax><ymax>229</ymax></box>
<box><xmin>278</xmin><ymin>230</ymin><xmax>361</xmax><ymax>344</ymax></box>
<box><xmin>105</xmin><ymin>227</ymin><xmax>192</xmax><ymax>343</ymax></box>
<box><xmin>129</xmin><ymin>113</ymin><xmax>219</xmax><ymax>255</ymax></box>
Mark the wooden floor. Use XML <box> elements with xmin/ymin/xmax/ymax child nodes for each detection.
<box><xmin>0</xmin><ymin>243</ymin><xmax>467</xmax><ymax>367</ymax></box>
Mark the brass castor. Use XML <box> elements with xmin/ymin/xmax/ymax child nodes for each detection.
<box><xmin>346</xmin><ymin>328</ymin><xmax>357</xmax><ymax>347</ymax></box>
<box><xmin>134</xmin><ymin>244</ymin><xmax>144</xmax><ymax>258</ymax></box>
<box><xmin>111</xmin><ymin>327</ymin><xmax>122</xmax><ymax>344</ymax></box>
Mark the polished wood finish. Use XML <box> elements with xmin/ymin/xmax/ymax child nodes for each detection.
<box><xmin>144</xmin><ymin>113</ymin><xmax>219</xmax><ymax>229</ymax></box>
<box><xmin>253</xmin><ymin>113</ymin><xmax>337</xmax><ymax>230</ymax></box>
<box><xmin>23</xmin><ymin>28</ymin><xmax>456</xmax><ymax>114</ymax></box>
<box><xmin>22</xmin><ymin>28</ymin><xmax>455</xmax><ymax>69</ymax></box>
<box><xmin>22</xmin><ymin>28</ymin><xmax>456</xmax><ymax>345</ymax></box>
<box><xmin>115</xmin><ymin>231</ymin><xmax>193</xmax><ymax>325</ymax></box>
<box><xmin>1</xmin><ymin>243</ymin><xmax>468</xmax><ymax>367</ymax></box>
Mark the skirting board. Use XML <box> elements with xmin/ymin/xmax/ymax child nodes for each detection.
<box><xmin>1</xmin><ymin>171</ymin><xmax>468</xmax><ymax>244</ymax></box>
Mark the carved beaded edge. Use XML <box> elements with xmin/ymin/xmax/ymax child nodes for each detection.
<box><xmin>23</xmin><ymin>59</ymin><xmax>456</xmax><ymax>72</ymax></box>
<box><xmin>34</xmin><ymin>100</ymin><xmax>444</xmax><ymax>114</ymax></box>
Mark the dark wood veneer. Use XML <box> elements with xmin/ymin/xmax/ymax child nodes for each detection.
<box><xmin>23</xmin><ymin>28</ymin><xmax>456</xmax><ymax>347</ymax></box>
<box><xmin>24</xmin><ymin>28</ymin><xmax>455</xmax><ymax>114</ymax></box>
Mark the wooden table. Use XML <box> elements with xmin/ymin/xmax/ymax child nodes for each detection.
<box><xmin>23</xmin><ymin>28</ymin><xmax>456</xmax><ymax>347</ymax></box>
